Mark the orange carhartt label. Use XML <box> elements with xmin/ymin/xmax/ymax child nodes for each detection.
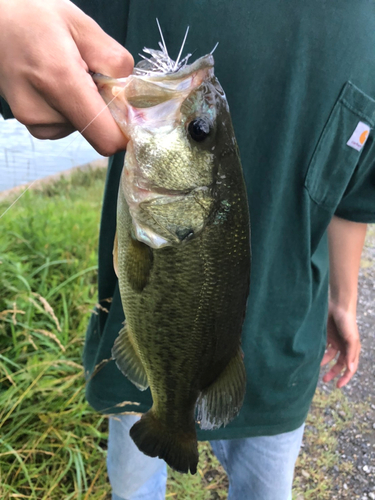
<box><xmin>347</xmin><ymin>122</ymin><xmax>371</xmax><ymax>151</ymax></box>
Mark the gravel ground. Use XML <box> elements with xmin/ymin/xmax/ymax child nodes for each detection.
<box><xmin>316</xmin><ymin>226</ymin><xmax>375</xmax><ymax>500</ymax></box>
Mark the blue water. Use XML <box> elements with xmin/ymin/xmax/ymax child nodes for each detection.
<box><xmin>0</xmin><ymin>117</ymin><xmax>104</xmax><ymax>192</ymax></box>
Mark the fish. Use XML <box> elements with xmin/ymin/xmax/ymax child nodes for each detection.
<box><xmin>93</xmin><ymin>25</ymin><xmax>251</xmax><ymax>475</ymax></box>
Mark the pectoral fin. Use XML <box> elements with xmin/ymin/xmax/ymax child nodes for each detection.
<box><xmin>196</xmin><ymin>348</ymin><xmax>246</xmax><ymax>430</ymax></box>
<box><xmin>113</xmin><ymin>231</ymin><xmax>119</xmax><ymax>277</ymax></box>
<box><xmin>125</xmin><ymin>236</ymin><xmax>153</xmax><ymax>292</ymax></box>
<box><xmin>112</xmin><ymin>324</ymin><xmax>149</xmax><ymax>391</ymax></box>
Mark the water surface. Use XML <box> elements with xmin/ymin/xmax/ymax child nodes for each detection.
<box><xmin>0</xmin><ymin>117</ymin><xmax>104</xmax><ymax>192</ymax></box>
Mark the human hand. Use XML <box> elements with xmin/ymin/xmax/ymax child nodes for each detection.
<box><xmin>0</xmin><ymin>0</ymin><xmax>133</xmax><ymax>155</ymax></box>
<box><xmin>321</xmin><ymin>301</ymin><xmax>361</xmax><ymax>388</ymax></box>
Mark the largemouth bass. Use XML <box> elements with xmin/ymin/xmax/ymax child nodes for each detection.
<box><xmin>93</xmin><ymin>33</ymin><xmax>251</xmax><ymax>474</ymax></box>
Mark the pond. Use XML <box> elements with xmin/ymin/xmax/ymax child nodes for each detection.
<box><xmin>0</xmin><ymin>117</ymin><xmax>104</xmax><ymax>192</ymax></box>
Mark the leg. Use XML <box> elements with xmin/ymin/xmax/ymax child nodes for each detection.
<box><xmin>107</xmin><ymin>414</ymin><xmax>167</xmax><ymax>500</ymax></box>
<box><xmin>210</xmin><ymin>423</ymin><xmax>305</xmax><ymax>500</ymax></box>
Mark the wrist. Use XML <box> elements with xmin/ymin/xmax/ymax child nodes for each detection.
<box><xmin>329</xmin><ymin>295</ymin><xmax>357</xmax><ymax>317</ymax></box>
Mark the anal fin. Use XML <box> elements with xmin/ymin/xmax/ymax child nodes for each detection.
<box><xmin>196</xmin><ymin>348</ymin><xmax>246</xmax><ymax>430</ymax></box>
<box><xmin>112</xmin><ymin>324</ymin><xmax>149</xmax><ymax>391</ymax></box>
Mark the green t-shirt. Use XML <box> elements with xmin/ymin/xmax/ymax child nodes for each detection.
<box><xmin>77</xmin><ymin>0</ymin><xmax>375</xmax><ymax>439</ymax></box>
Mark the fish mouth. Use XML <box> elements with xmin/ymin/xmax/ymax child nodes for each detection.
<box><xmin>92</xmin><ymin>55</ymin><xmax>215</xmax><ymax>140</ymax></box>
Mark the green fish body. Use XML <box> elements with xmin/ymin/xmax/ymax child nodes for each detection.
<box><xmin>94</xmin><ymin>50</ymin><xmax>250</xmax><ymax>474</ymax></box>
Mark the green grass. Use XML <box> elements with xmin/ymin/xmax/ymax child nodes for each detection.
<box><xmin>0</xmin><ymin>168</ymin><xmax>371</xmax><ymax>499</ymax></box>
<box><xmin>0</xmin><ymin>168</ymin><xmax>109</xmax><ymax>499</ymax></box>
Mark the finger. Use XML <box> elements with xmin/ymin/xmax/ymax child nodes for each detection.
<box><xmin>69</xmin><ymin>5</ymin><xmax>134</xmax><ymax>78</ymax></box>
<box><xmin>28</xmin><ymin>44</ymin><xmax>128</xmax><ymax>156</ymax></box>
<box><xmin>27</xmin><ymin>123</ymin><xmax>76</xmax><ymax>140</ymax></box>
<box><xmin>337</xmin><ymin>341</ymin><xmax>361</xmax><ymax>388</ymax></box>
<box><xmin>322</xmin><ymin>355</ymin><xmax>346</xmax><ymax>383</ymax></box>
<box><xmin>5</xmin><ymin>81</ymin><xmax>72</xmax><ymax>129</ymax></box>
<box><xmin>321</xmin><ymin>346</ymin><xmax>338</xmax><ymax>367</ymax></box>
<box><xmin>6</xmin><ymin>84</ymin><xmax>77</xmax><ymax>140</ymax></box>
<box><xmin>344</xmin><ymin>332</ymin><xmax>361</xmax><ymax>375</ymax></box>
<box><xmin>54</xmin><ymin>68</ymin><xmax>128</xmax><ymax>155</ymax></box>
<box><xmin>336</xmin><ymin>366</ymin><xmax>356</xmax><ymax>388</ymax></box>
<box><xmin>7</xmin><ymin>92</ymin><xmax>76</xmax><ymax>140</ymax></box>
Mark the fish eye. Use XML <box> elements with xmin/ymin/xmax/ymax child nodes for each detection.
<box><xmin>188</xmin><ymin>118</ymin><xmax>210</xmax><ymax>142</ymax></box>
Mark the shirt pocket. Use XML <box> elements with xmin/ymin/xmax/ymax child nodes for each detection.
<box><xmin>305</xmin><ymin>82</ymin><xmax>375</xmax><ymax>210</ymax></box>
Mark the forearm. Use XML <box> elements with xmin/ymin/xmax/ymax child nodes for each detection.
<box><xmin>328</xmin><ymin>215</ymin><xmax>367</xmax><ymax>314</ymax></box>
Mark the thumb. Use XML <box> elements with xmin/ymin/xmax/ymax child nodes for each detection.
<box><xmin>69</xmin><ymin>5</ymin><xmax>134</xmax><ymax>78</ymax></box>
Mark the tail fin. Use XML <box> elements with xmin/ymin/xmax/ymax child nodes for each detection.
<box><xmin>129</xmin><ymin>410</ymin><xmax>198</xmax><ymax>474</ymax></box>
